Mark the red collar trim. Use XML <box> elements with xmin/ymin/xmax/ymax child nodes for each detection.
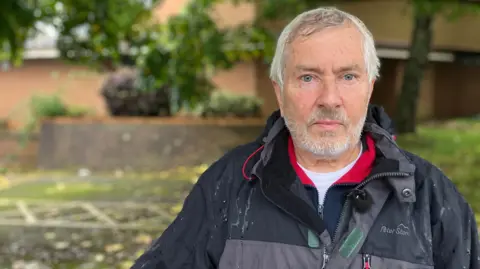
<box><xmin>288</xmin><ymin>134</ymin><xmax>376</xmax><ymax>186</ymax></box>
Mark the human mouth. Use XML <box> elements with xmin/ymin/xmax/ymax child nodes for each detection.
<box><xmin>313</xmin><ymin>120</ymin><xmax>343</xmax><ymax>130</ymax></box>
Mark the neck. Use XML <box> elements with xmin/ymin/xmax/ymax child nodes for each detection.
<box><xmin>295</xmin><ymin>141</ymin><xmax>361</xmax><ymax>173</ymax></box>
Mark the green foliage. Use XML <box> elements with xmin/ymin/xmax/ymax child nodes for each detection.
<box><xmin>138</xmin><ymin>1</ymin><xmax>231</xmax><ymax>105</ymax></box>
<box><xmin>0</xmin><ymin>0</ymin><xmax>160</xmax><ymax>68</ymax></box>
<box><xmin>223</xmin><ymin>24</ymin><xmax>277</xmax><ymax>64</ymax></box>
<box><xmin>193</xmin><ymin>90</ymin><xmax>263</xmax><ymax>118</ymax></box>
<box><xmin>29</xmin><ymin>94</ymin><xmax>90</xmax><ymax>118</ymax></box>
<box><xmin>30</xmin><ymin>95</ymin><xmax>67</xmax><ymax>118</ymax></box>
<box><xmin>55</xmin><ymin>0</ymin><xmax>160</xmax><ymax>69</ymax></box>
<box><xmin>0</xmin><ymin>0</ymin><xmax>39</xmax><ymax>64</ymax></box>
<box><xmin>136</xmin><ymin>0</ymin><xmax>273</xmax><ymax>108</ymax></box>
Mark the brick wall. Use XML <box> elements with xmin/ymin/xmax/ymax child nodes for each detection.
<box><xmin>0</xmin><ymin>59</ymin><xmax>107</xmax><ymax>129</ymax></box>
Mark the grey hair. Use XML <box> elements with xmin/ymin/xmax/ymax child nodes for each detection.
<box><xmin>269</xmin><ymin>7</ymin><xmax>380</xmax><ymax>89</ymax></box>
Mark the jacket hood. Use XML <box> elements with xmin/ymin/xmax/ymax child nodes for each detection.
<box><xmin>257</xmin><ymin>104</ymin><xmax>396</xmax><ymax>143</ymax></box>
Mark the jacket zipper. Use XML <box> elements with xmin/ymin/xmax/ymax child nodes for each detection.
<box><xmin>322</xmin><ymin>247</ymin><xmax>329</xmax><ymax>269</ymax></box>
<box><xmin>363</xmin><ymin>254</ymin><xmax>371</xmax><ymax>269</ymax></box>
<box><xmin>320</xmin><ymin>186</ymin><xmax>333</xmax><ymax>269</ymax></box>
<box><xmin>321</xmin><ymin>171</ymin><xmax>410</xmax><ymax>268</ymax></box>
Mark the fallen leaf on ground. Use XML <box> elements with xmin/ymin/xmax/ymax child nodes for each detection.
<box><xmin>54</xmin><ymin>241</ymin><xmax>69</xmax><ymax>250</ymax></box>
<box><xmin>171</xmin><ymin>204</ymin><xmax>183</xmax><ymax>215</ymax></box>
<box><xmin>81</xmin><ymin>240</ymin><xmax>93</xmax><ymax>248</ymax></box>
<box><xmin>95</xmin><ymin>253</ymin><xmax>105</xmax><ymax>262</ymax></box>
<box><xmin>44</xmin><ymin>232</ymin><xmax>56</xmax><ymax>240</ymax></box>
<box><xmin>105</xmin><ymin>243</ymin><xmax>124</xmax><ymax>253</ymax></box>
<box><xmin>134</xmin><ymin>234</ymin><xmax>152</xmax><ymax>245</ymax></box>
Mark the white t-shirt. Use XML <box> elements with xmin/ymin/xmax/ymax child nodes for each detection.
<box><xmin>297</xmin><ymin>144</ymin><xmax>363</xmax><ymax>209</ymax></box>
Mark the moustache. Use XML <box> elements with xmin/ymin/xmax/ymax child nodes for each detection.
<box><xmin>308</xmin><ymin>108</ymin><xmax>348</xmax><ymax>125</ymax></box>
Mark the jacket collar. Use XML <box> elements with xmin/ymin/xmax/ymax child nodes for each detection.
<box><xmin>251</xmin><ymin>105</ymin><xmax>416</xmax><ymax>203</ymax></box>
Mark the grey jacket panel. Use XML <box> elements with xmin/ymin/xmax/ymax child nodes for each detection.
<box><xmin>351</xmin><ymin>254</ymin><xmax>434</xmax><ymax>269</ymax></box>
<box><xmin>219</xmin><ymin>239</ymin><xmax>435</xmax><ymax>269</ymax></box>
<box><xmin>219</xmin><ymin>240</ymin><xmax>323</xmax><ymax>269</ymax></box>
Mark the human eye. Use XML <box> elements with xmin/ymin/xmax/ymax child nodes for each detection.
<box><xmin>343</xmin><ymin>73</ymin><xmax>357</xmax><ymax>81</ymax></box>
<box><xmin>300</xmin><ymin>74</ymin><xmax>314</xmax><ymax>82</ymax></box>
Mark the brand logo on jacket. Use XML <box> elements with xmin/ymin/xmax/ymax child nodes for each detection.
<box><xmin>380</xmin><ymin>223</ymin><xmax>410</xmax><ymax>236</ymax></box>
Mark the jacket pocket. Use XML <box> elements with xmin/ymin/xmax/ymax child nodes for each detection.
<box><xmin>359</xmin><ymin>254</ymin><xmax>434</xmax><ymax>269</ymax></box>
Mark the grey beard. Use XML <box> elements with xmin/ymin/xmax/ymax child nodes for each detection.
<box><xmin>284</xmin><ymin>114</ymin><xmax>365</xmax><ymax>160</ymax></box>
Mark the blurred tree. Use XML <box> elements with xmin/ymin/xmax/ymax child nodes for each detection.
<box><xmin>55</xmin><ymin>0</ymin><xmax>160</xmax><ymax>70</ymax></box>
<box><xmin>0</xmin><ymin>0</ymin><xmax>159</xmax><ymax>69</ymax></box>
<box><xmin>395</xmin><ymin>0</ymin><xmax>480</xmax><ymax>134</ymax></box>
<box><xmin>135</xmin><ymin>0</ymin><xmax>274</xmax><ymax>110</ymax></box>
<box><xmin>0</xmin><ymin>0</ymin><xmax>40</xmax><ymax>65</ymax></box>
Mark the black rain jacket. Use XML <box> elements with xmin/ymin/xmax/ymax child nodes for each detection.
<box><xmin>131</xmin><ymin>105</ymin><xmax>480</xmax><ymax>269</ymax></box>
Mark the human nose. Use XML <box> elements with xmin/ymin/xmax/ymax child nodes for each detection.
<box><xmin>316</xmin><ymin>78</ymin><xmax>341</xmax><ymax>108</ymax></box>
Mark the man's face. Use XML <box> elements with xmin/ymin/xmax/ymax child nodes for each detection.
<box><xmin>273</xmin><ymin>24</ymin><xmax>374</xmax><ymax>159</ymax></box>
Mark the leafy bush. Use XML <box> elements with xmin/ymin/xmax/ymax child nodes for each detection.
<box><xmin>29</xmin><ymin>94</ymin><xmax>89</xmax><ymax>118</ymax></box>
<box><xmin>194</xmin><ymin>90</ymin><xmax>263</xmax><ymax>118</ymax></box>
<box><xmin>30</xmin><ymin>95</ymin><xmax>67</xmax><ymax>118</ymax></box>
<box><xmin>100</xmin><ymin>67</ymin><xmax>171</xmax><ymax>116</ymax></box>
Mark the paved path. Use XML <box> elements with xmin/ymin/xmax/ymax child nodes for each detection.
<box><xmin>0</xmin><ymin>198</ymin><xmax>174</xmax><ymax>231</ymax></box>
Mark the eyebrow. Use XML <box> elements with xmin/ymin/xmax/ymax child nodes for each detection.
<box><xmin>294</xmin><ymin>65</ymin><xmax>323</xmax><ymax>74</ymax></box>
<box><xmin>335</xmin><ymin>64</ymin><xmax>363</xmax><ymax>73</ymax></box>
<box><xmin>294</xmin><ymin>64</ymin><xmax>363</xmax><ymax>74</ymax></box>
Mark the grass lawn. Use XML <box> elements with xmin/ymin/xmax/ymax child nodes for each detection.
<box><xmin>397</xmin><ymin>119</ymin><xmax>480</xmax><ymax>215</ymax></box>
<box><xmin>0</xmin><ymin>165</ymin><xmax>207</xmax><ymax>202</ymax></box>
<box><xmin>1</xmin><ymin>119</ymin><xmax>479</xmax><ymax>212</ymax></box>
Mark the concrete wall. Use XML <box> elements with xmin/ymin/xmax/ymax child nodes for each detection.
<box><xmin>37</xmin><ymin>118</ymin><xmax>264</xmax><ymax>171</ymax></box>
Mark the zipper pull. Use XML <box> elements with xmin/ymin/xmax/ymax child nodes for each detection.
<box><xmin>322</xmin><ymin>248</ymin><xmax>329</xmax><ymax>269</ymax></box>
<box><xmin>363</xmin><ymin>254</ymin><xmax>371</xmax><ymax>269</ymax></box>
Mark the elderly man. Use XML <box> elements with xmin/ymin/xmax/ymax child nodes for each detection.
<box><xmin>132</xmin><ymin>7</ymin><xmax>479</xmax><ymax>269</ymax></box>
